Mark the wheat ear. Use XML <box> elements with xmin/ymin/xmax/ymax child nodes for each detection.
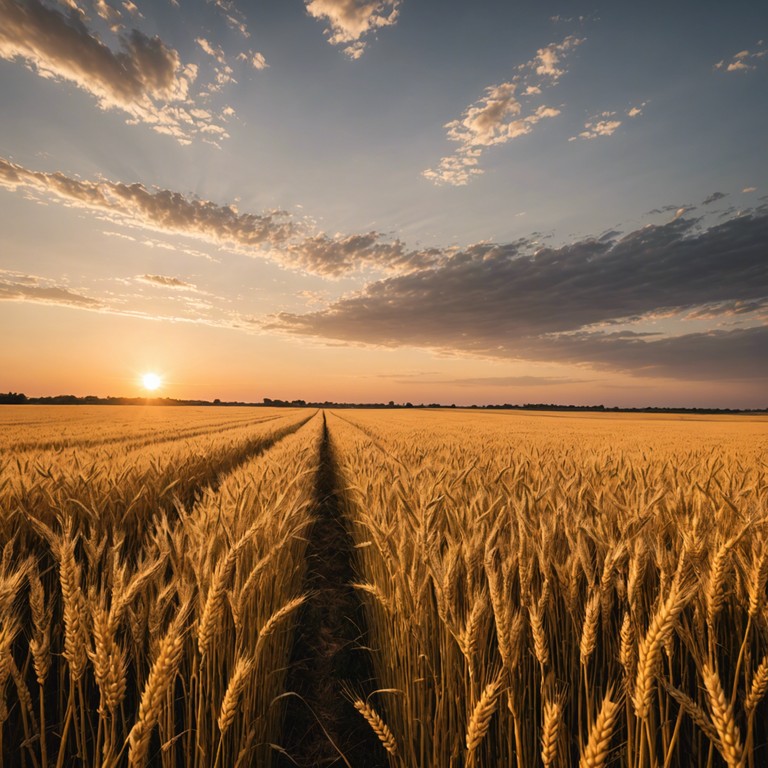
<box><xmin>127</xmin><ymin>603</ymin><xmax>189</xmax><ymax>767</ymax></box>
<box><xmin>540</xmin><ymin>697</ymin><xmax>562</xmax><ymax>767</ymax></box>
<box><xmin>579</xmin><ymin>690</ymin><xmax>620</xmax><ymax>768</ymax></box>
<box><xmin>702</xmin><ymin>663</ymin><xmax>744</xmax><ymax>768</ymax></box>
<box><xmin>745</xmin><ymin>654</ymin><xmax>768</xmax><ymax>714</ymax></box>
<box><xmin>353</xmin><ymin>699</ymin><xmax>398</xmax><ymax>755</ymax></box>
<box><xmin>466</xmin><ymin>675</ymin><xmax>503</xmax><ymax>754</ymax></box>
<box><xmin>218</xmin><ymin>655</ymin><xmax>254</xmax><ymax>734</ymax></box>
<box><xmin>633</xmin><ymin>584</ymin><xmax>690</xmax><ymax>718</ymax></box>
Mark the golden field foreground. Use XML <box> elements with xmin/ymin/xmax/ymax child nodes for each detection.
<box><xmin>0</xmin><ymin>406</ymin><xmax>766</xmax><ymax>768</ymax></box>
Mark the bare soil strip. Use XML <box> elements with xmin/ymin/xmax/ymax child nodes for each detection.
<box><xmin>278</xmin><ymin>413</ymin><xmax>386</xmax><ymax>768</ymax></box>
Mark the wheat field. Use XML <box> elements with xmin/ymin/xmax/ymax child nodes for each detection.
<box><xmin>0</xmin><ymin>405</ymin><xmax>766</xmax><ymax>767</ymax></box>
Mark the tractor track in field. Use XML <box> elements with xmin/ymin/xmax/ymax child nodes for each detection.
<box><xmin>278</xmin><ymin>412</ymin><xmax>386</xmax><ymax>768</ymax></box>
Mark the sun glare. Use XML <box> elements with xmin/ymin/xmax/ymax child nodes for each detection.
<box><xmin>142</xmin><ymin>372</ymin><xmax>162</xmax><ymax>391</ymax></box>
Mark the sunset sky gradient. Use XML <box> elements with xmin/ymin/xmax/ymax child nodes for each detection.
<box><xmin>1</xmin><ymin>0</ymin><xmax>766</xmax><ymax>406</ymax></box>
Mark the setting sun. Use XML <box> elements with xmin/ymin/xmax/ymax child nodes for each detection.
<box><xmin>142</xmin><ymin>372</ymin><xmax>162</xmax><ymax>391</ymax></box>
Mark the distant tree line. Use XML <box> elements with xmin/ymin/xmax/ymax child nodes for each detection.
<box><xmin>0</xmin><ymin>392</ymin><xmax>764</xmax><ymax>414</ymax></box>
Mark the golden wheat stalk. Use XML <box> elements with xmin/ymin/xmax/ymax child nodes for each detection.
<box><xmin>255</xmin><ymin>595</ymin><xmax>306</xmax><ymax>655</ymax></box>
<box><xmin>466</xmin><ymin>675</ymin><xmax>503</xmax><ymax>754</ymax></box>
<box><xmin>353</xmin><ymin>699</ymin><xmax>398</xmax><ymax>755</ymax></box>
<box><xmin>745</xmin><ymin>654</ymin><xmax>768</xmax><ymax>714</ymax></box>
<box><xmin>702</xmin><ymin>663</ymin><xmax>744</xmax><ymax>768</ymax></box>
<box><xmin>579</xmin><ymin>689</ymin><xmax>620</xmax><ymax>768</ymax></box>
<box><xmin>218</xmin><ymin>655</ymin><xmax>255</xmax><ymax>734</ymax></box>
<box><xmin>541</xmin><ymin>697</ymin><xmax>562</xmax><ymax>767</ymax></box>
<box><xmin>127</xmin><ymin>603</ymin><xmax>190</xmax><ymax>767</ymax></box>
<box><xmin>632</xmin><ymin>583</ymin><xmax>690</xmax><ymax>718</ymax></box>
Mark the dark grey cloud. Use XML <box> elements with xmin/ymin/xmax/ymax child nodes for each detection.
<box><xmin>268</xmin><ymin>211</ymin><xmax>768</xmax><ymax>381</ymax></box>
<box><xmin>702</xmin><ymin>191</ymin><xmax>728</xmax><ymax>205</ymax></box>
<box><xmin>645</xmin><ymin>204</ymin><xmax>689</xmax><ymax>215</ymax></box>
<box><xmin>530</xmin><ymin>326</ymin><xmax>768</xmax><ymax>380</ymax></box>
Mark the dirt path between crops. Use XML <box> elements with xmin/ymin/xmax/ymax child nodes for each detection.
<box><xmin>278</xmin><ymin>413</ymin><xmax>386</xmax><ymax>768</ymax></box>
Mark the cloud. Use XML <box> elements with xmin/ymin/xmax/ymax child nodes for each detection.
<box><xmin>0</xmin><ymin>268</ymin><xmax>250</xmax><ymax>330</ymax></box>
<box><xmin>571</xmin><ymin>112</ymin><xmax>622</xmax><ymax>140</ymax></box>
<box><xmin>0</xmin><ymin>270</ymin><xmax>103</xmax><ymax>308</ymax></box>
<box><xmin>121</xmin><ymin>2</ymin><xmax>143</xmax><ymax>18</ymax></box>
<box><xmin>532</xmin><ymin>36</ymin><xmax>583</xmax><ymax>81</ymax></box>
<box><xmin>207</xmin><ymin>0</ymin><xmax>250</xmax><ymax>38</ymax></box>
<box><xmin>570</xmin><ymin>104</ymin><xmax>645</xmax><ymax>141</ymax></box>
<box><xmin>715</xmin><ymin>43</ymin><xmax>767</xmax><ymax>72</ymax></box>
<box><xmin>93</xmin><ymin>0</ymin><xmax>119</xmax><ymax>22</ymax></box>
<box><xmin>195</xmin><ymin>36</ymin><xmax>235</xmax><ymax>93</ymax></box>
<box><xmin>0</xmin><ymin>156</ymin><xmax>437</xmax><ymax>276</ymax></box>
<box><xmin>424</xmin><ymin>35</ymin><xmax>582</xmax><ymax>185</ymax></box>
<box><xmin>268</xmin><ymin>210</ymin><xmax>768</xmax><ymax>381</ymax></box>
<box><xmin>137</xmin><ymin>274</ymin><xmax>197</xmax><ymax>290</ymax></box>
<box><xmin>417</xmin><ymin>375</ymin><xmax>591</xmax><ymax>387</ymax></box>
<box><xmin>279</xmin><ymin>231</ymin><xmax>441</xmax><ymax>276</ymax></box>
<box><xmin>305</xmin><ymin>0</ymin><xmax>400</xmax><ymax>59</ymax></box>
<box><xmin>0</xmin><ymin>155</ymin><xmax>294</xmax><ymax>251</ymax></box>
<box><xmin>672</xmin><ymin>206</ymin><xmax>693</xmax><ymax>221</ymax></box>
<box><xmin>702</xmin><ymin>191</ymin><xmax>727</xmax><ymax>205</ymax></box>
<box><xmin>237</xmin><ymin>50</ymin><xmax>268</xmax><ymax>70</ymax></box>
<box><xmin>249</xmin><ymin>51</ymin><xmax>267</xmax><ymax>70</ymax></box>
<box><xmin>196</xmin><ymin>37</ymin><xmax>226</xmax><ymax>64</ymax></box>
<box><xmin>0</xmin><ymin>0</ymin><xmax>229</xmax><ymax>144</ymax></box>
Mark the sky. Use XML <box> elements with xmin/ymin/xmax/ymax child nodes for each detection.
<box><xmin>0</xmin><ymin>0</ymin><xmax>766</xmax><ymax>408</ymax></box>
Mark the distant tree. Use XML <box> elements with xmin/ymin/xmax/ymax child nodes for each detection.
<box><xmin>0</xmin><ymin>392</ymin><xmax>27</xmax><ymax>404</ymax></box>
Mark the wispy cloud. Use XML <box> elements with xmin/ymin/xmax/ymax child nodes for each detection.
<box><xmin>238</xmin><ymin>50</ymin><xmax>267</xmax><ymax>70</ymax></box>
<box><xmin>268</xmin><ymin>210</ymin><xmax>768</xmax><ymax>381</ymax></box>
<box><xmin>0</xmin><ymin>156</ymin><xmax>439</xmax><ymax>276</ymax></box>
<box><xmin>305</xmin><ymin>0</ymin><xmax>400</xmax><ymax>59</ymax></box>
<box><xmin>0</xmin><ymin>270</ymin><xmax>103</xmax><ymax>308</ymax></box>
<box><xmin>414</xmin><ymin>375</ymin><xmax>592</xmax><ymax>387</ymax></box>
<box><xmin>570</xmin><ymin>103</ymin><xmax>645</xmax><ymax>141</ymax></box>
<box><xmin>423</xmin><ymin>35</ymin><xmax>583</xmax><ymax>185</ymax></box>
<box><xmin>195</xmin><ymin>35</ymin><xmax>235</xmax><ymax>94</ymax></box>
<box><xmin>245</xmin><ymin>51</ymin><xmax>269</xmax><ymax>69</ymax></box>
<box><xmin>702</xmin><ymin>191</ymin><xmax>727</xmax><ymax>205</ymax></box>
<box><xmin>137</xmin><ymin>274</ymin><xmax>198</xmax><ymax>290</ymax></box>
<box><xmin>206</xmin><ymin>0</ymin><xmax>250</xmax><ymax>38</ymax></box>
<box><xmin>0</xmin><ymin>0</ymin><xmax>229</xmax><ymax>144</ymax></box>
<box><xmin>715</xmin><ymin>42</ymin><xmax>767</xmax><ymax>72</ymax></box>
<box><xmin>0</xmin><ymin>155</ymin><xmax>293</xmax><ymax>250</ymax></box>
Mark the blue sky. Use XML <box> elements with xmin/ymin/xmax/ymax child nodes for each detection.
<box><xmin>0</xmin><ymin>0</ymin><xmax>766</xmax><ymax>406</ymax></box>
